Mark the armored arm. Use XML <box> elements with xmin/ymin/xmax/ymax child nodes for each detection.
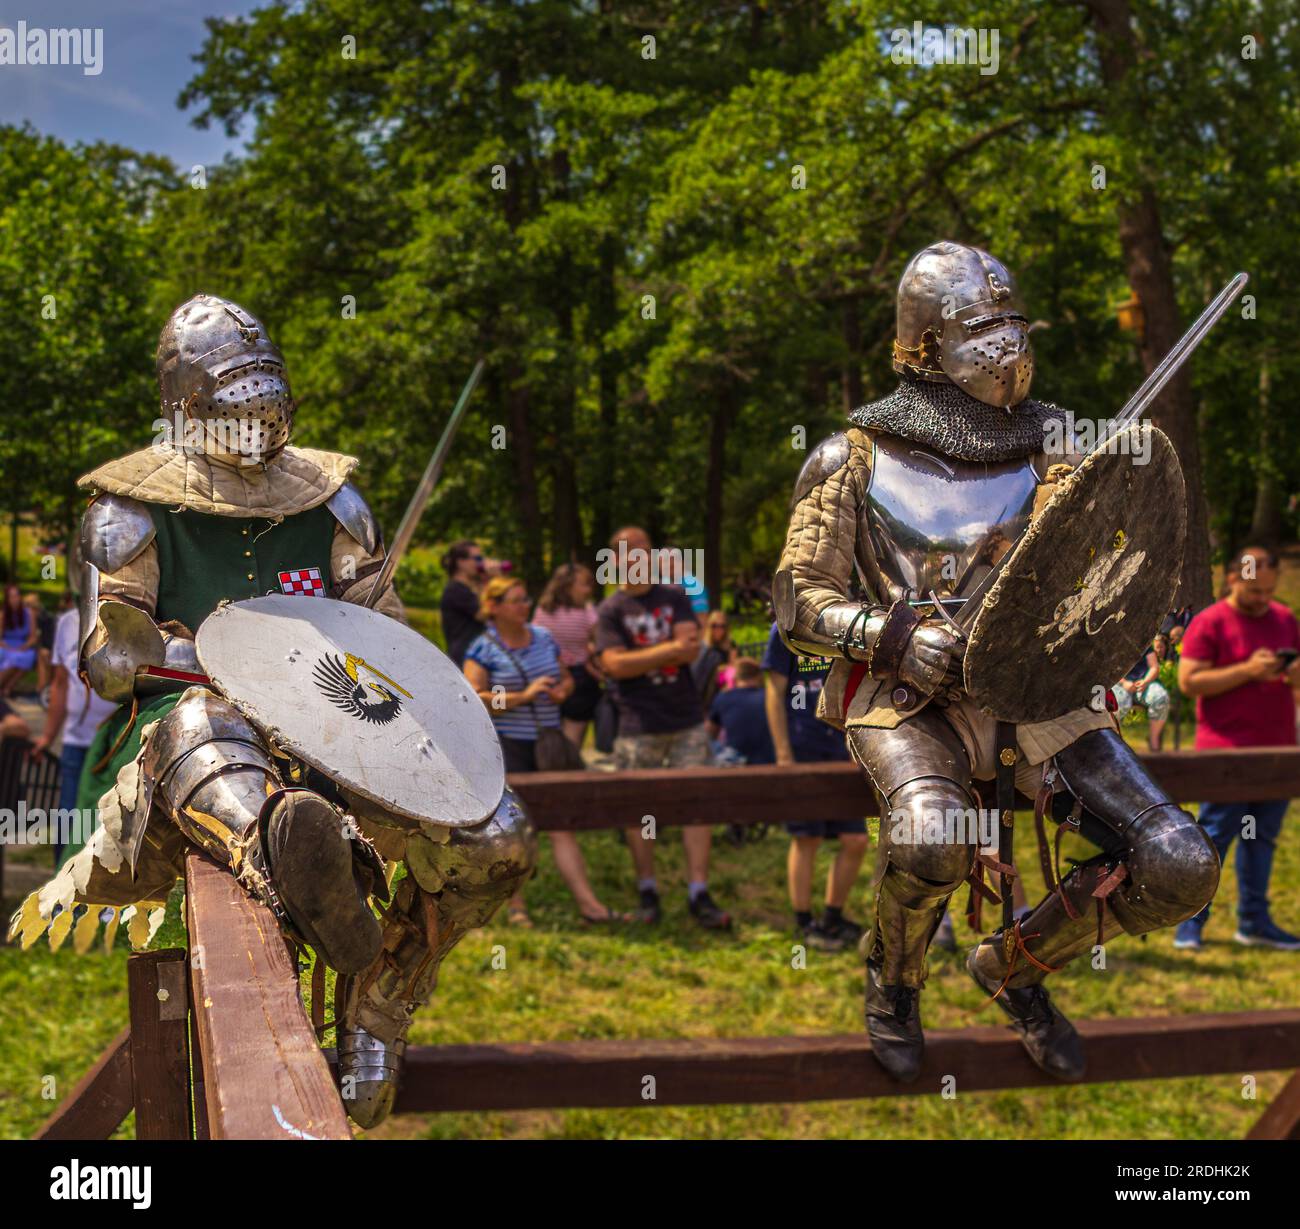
<box><xmin>326</xmin><ymin>483</ymin><xmax>408</xmax><ymax>625</ymax></box>
<box><xmin>79</xmin><ymin>494</ymin><xmax>168</xmax><ymax>703</ymax></box>
<box><xmin>773</xmin><ymin>432</ymin><xmax>960</xmax><ymax>697</ymax></box>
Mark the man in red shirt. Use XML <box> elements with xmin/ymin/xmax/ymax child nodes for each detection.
<box><xmin>1176</xmin><ymin>546</ymin><xmax>1300</xmax><ymax>950</ymax></box>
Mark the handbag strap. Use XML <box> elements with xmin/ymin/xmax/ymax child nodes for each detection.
<box><xmin>486</xmin><ymin>626</ymin><xmax>542</xmax><ymax>735</ymax></box>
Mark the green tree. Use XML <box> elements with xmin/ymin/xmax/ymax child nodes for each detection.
<box><xmin>0</xmin><ymin>126</ymin><xmax>158</xmax><ymax>575</ymax></box>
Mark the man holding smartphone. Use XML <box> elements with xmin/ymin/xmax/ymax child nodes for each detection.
<box><xmin>1176</xmin><ymin>546</ymin><xmax>1300</xmax><ymax>950</ymax></box>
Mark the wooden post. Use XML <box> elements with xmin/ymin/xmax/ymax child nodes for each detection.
<box><xmin>34</xmin><ymin>1027</ymin><xmax>134</xmax><ymax>1140</ymax></box>
<box><xmin>185</xmin><ymin>852</ymin><xmax>351</xmax><ymax>1139</ymax></box>
<box><xmin>1247</xmin><ymin>1069</ymin><xmax>1300</xmax><ymax>1141</ymax></box>
<box><xmin>189</xmin><ymin>1010</ymin><xmax>210</xmax><ymax>1140</ymax></box>
<box><xmin>127</xmin><ymin>949</ymin><xmax>192</xmax><ymax>1140</ymax></box>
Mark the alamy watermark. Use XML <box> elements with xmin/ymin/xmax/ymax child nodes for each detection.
<box><xmin>1043</xmin><ymin>413</ymin><xmax>1153</xmax><ymax>465</ymax></box>
<box><xmin>0</xmin><ymin>23</ymin><xmax>103</xmax><ymax>75</ymax></box>
<box><xmin>889</xmin><ymin>22</ymin><xmax>1000</xmax><ymax>76</ymax></box>
<box><xmin>595</xmin><ymin>543</ymin><xmax>705</xmax><ymax>595</ymax></box>
<box><xmin>0</xmin><ymin>803</ymin><xmax>99</xmax><ymax>849</ymax></box>
<box><xmin>50</xmin><ymin>1161</ymin><xmax>150</xmax><ymax>1210</ymax></box>
<box><xmin>152</xmin><ymin>412</ymin><xmax>273</xmax><ymax>464</ymax></box>
<box><xmin>890</xmin><ymin>806</ymin><xmax>1000</xmax><ymax>853</ymax></box>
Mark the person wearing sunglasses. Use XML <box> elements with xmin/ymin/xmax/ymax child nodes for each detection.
<box><xmin>440</xmin><ymin>539</ymin><xmax>489</xmax><ymax>666</ymax></box>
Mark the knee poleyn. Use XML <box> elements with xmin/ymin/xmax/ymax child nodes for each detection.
<box><xmin>405</xmin><ymin>787</ymin><xmax>538</xmax><ymax>926</ymax></box>
<box><xmin>1121</xmin><ymin>806</ymin><xmax>1220</xmax><ymax>928</ymax></box>
<box><xmin>882</xmin><ymin>781</ymin><xmax>978</xmax><ymax>887</ymax></box>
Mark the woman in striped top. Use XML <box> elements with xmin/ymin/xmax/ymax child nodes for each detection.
<box><xmin>463</xmin><ymin>577</ymin><xmax>630</xmax><ymax>926</ymax></box>
<box><xmin>532</xmin><ymin>563</ymin><xmax>602</xmax><ymax>749</ymax></box>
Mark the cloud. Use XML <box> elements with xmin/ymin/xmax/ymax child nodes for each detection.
<box><xmin>40</xmin><ymin>71</ymin><xmax>156</xmax><ymax>119</ymax></box>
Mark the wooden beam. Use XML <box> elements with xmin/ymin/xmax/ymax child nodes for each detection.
<box><xmin>385</xmin><ymin>1009</ymin><xmax>1300</xmax><ymax>1113</ymax></box>
<box><xmin>1246</xmin><ymin>1069</ymin><xmax>1300</xmax><ymax>1141</ymax></box>
<box><xmin>127</xmin><ymin>949</ymin><xmax>192</xmax><ymax>1140</ymax></box>
<box><xmin>185</xmin><ymin>852</ymin><xmax>351</xmax><ymax>1140</ymax></box>
<box><xmin>34</xmin><ymin>1026</ymin><xmax>133</xmax><ymax>1140</ymax></box>
<box><xmin>509</xmin><ymin>748</ymin><xmax>1300</xmax><ymax>831</ymax></box>
<box><xmin>510</xmin><ymin>762</ymin><xmax>875</xmax><ymax>830</ymax></box>
<box><xmin>190</xmin><ymin>1009</ymin><xmax>210</xmax><ymax>1140</ymax></box>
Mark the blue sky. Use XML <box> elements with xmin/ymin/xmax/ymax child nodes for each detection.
<box><xmin>0</xmin><ymin>1</ymin><xmax>263</xmax><ymax>166</ymax></box>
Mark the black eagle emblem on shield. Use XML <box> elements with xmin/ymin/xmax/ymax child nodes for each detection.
<box><xmin>312</xmin><ymin>653</ymin><xmax>404</xmax><ymax>725</ymax></box>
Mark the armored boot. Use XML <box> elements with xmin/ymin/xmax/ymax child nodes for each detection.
<box><xmin>964</xmin><ymin>877</ymin><xmax>1099</xmax><ymax>1082</ymax></box>
<box><xmin>336</xmin><ymin>788</ymin><xmax>536</xmax><ymax>1128</ymax></box>
<box><xmin>967</xmin><ymin>944</ymin><xmax>1086</xmax><ymax>1081</ymax></box>
<box><xmin>864</xmin><ymin>957</ymin><xmax>925</xmax><ymax>1082</ymax></box>
<box><xmin>261</xmin><ymin>790</ymin><xmax>384</xmax><ymax>974</ymax></box>
<box><xmin>145</xmin><ymin>687</ymin><xmax>383</xmax><ymax>973</ymax></box>
<box><xmin>864</xmin><ymin>862</ymin><xmax>960</xmax><ymax>1082</ymax></box>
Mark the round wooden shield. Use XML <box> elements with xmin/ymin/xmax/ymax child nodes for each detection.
<box><xmin>963</xmin><ymin>424</ymin><xmax>1185</xmax><ymax>724</ymax></box>
<box><xmin>196</xmin><ymin>595</ymin><xmax>504</xmax><ymax>826</ymax></box>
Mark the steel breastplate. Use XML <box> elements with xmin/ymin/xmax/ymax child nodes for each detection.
<box><xmin>861</xmin><ymin>433</ymin><xmax>1040</xmax><ymax>601</ymax></box>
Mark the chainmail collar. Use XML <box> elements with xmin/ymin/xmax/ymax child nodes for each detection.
<box><xmin>848</xmin><ymin>377</ymin><xmax>1066</xmax><ymax>462</ymax></box>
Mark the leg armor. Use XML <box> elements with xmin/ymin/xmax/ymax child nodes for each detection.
<box><xmin>337</xmin><ymin>787</ymin><xmax>536</xmax><ymax>1128</ymax></box>
<box><xmin>850</xmin><ymin>711</ymin><xmax>978</xmax><ymax>989</ymax></box>
<box><xmin>143</xmin><ymin>687</ymin><xmax>384</xmax><ymax>972</ymax></box>
<box><xmin>849</xmin><ymin>712</ymin><xmax>977</xmax><ymax>1082</ymax></box>
<box><xmin>143</xmin><ymin>687</ymin><xmax>278</xmax><ymax>871</ymax></box>
<box><xmin>971</xmin><ymin>727</ymin><xmax>1220</xmax><ymax>990</ymax></box>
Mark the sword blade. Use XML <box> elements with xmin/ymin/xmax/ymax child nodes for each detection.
<box><xmin>1095</xmin><ymin>271</ymin><xmax>1248</xmax><ymax>453</ymax></box>
<box><xmin>365</xmin><ymin>359</ymin><xmax>485</xmax><ymax>609</ymax></box>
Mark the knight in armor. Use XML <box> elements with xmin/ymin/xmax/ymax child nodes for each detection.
<box><xmin>9</xmin><ymin>295</ymin><xmax>535</xmax><ymax>1127</ymax></box>
<box><xmin>775</xmin><ymin>242</ymin><xmax>1219</xmax><ymax>1081</ymax></box>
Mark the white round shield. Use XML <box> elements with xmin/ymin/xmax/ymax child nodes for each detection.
<box><xmin>196</xmin><ymin>595</ymin><xmax>504</xmax><ymax>827</ymax></box>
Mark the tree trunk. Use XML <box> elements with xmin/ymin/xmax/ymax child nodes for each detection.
<box><xmin>591</xmin><ymin>239</ymin><xmax>619</xmax><ymax>562</ymax></box>
<box><xmin>503</xmin><ymin>367</ymin><xmax>545</xmax><ymax>593</ymax></box>
<box><xmin>704</xmin><ymin>386</ymin><xmax>734</xmax><ymax>611</ymax></box>
<box><xmin>549</xmin><ymin>276</ymin><xmax>582</xmax><ymax>569</ymax></box>
<box><xmin>1248</xmin><ymin>360</ymin><xmax>1282</xmax><ymax>546</ymax></box>
<box><xmin>1086</xmin><ymin>0</ymin><xmax>1214</xmax><ymax>610</ymax></box>
<box><xmin>841</xmin><ymin>297</ymin><xmax>863</xmax><ymax>414</ymax></box>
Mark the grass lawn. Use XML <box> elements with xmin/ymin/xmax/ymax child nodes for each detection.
<box><xmin>3</xmin><ymin>751</ymin><xmax>1298</xmax><ymax>1140</ymax></box>
<box><xmin>3</xmin><ymin>532</ymin><xmax>1297</xmax><ymax>1139</ymax></box>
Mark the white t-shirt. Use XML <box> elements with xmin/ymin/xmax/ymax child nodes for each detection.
<box><xmin>53</xmin><ymin>607</ymin><xmax>118</xmax><ymax>749</ymax></box>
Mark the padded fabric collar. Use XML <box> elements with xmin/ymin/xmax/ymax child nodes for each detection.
<box><xmin>79</xmin><ymin>445</ymin><xmax>358</xmax><ymax>520</ymax></box>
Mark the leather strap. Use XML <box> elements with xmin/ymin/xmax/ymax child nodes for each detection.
<box><xmin>1092</xmin><ymin>861</ymin><xmax>1129</xmax><ymax>947</ymax></box>
<box><xmin>995</xmin><ymin>721</ymin><xmax>1017</xmax><ymax>934</ymax></box>
<box><xmin>329</xmin><ymin>558</ymin><xmax>385</xmax><ymax>600</ymax></box>
<box><xmin>867</xmin><ymin>600</ymin><xmax>920</xmax><ymax>679</ymax></box>
<box><xmin>311</xmin><ymin>956</ymin><xmax>327</xmax><ymax>1039</ymax></box>
<box><xmin>987</xmin><ymin>918</ymin><xmax>1063</xmax><ymax>1005</ymax></box>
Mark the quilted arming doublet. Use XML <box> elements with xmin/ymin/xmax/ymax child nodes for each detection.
<box><xmin>79</xmin><ymin>445</ymin><xmax>358</xmax><ymax>520</ymax></box>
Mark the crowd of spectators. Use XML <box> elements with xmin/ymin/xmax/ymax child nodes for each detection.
<box><xmin>1</xmin><ymin>538</ymin><xmax>1298</xmax><ymax>957</ymax></box>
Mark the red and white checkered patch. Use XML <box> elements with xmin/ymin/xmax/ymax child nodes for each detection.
<box><xmin>278</xmin><ymin>567</ymin><xmax>324</xmax><ymax>597</ymax></box>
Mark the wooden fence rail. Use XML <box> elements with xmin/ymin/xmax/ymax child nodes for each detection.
<box><xmin>27</xmin><ymin>749</ymin><xmax>1300</xmax><ymax>1140</ymax></box>
<box><xmin>375</xmin><ymin>1009</ymin><xmax>1300</xmax><ymax>1113</ymax></box>
<box><xmin>508</xmin><ymin>748</ymin><xmax>1300</xmax><ymax>830</ymax></box>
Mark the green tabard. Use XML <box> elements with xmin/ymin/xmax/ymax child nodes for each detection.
<box><xmin>147</xmin><ymin>502</ymin><xmax>336</xmax><ymax>632</ymax></box>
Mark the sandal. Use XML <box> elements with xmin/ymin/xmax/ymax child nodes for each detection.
<box><xmin>507</xmin><ymin>903</ymin><xmax>534</xmax><ymax>928</ymax></box>
<box><xmin>579</xmin><ymin>907</ymin><xmax>634</xmax><ymax>925</ymax></box>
